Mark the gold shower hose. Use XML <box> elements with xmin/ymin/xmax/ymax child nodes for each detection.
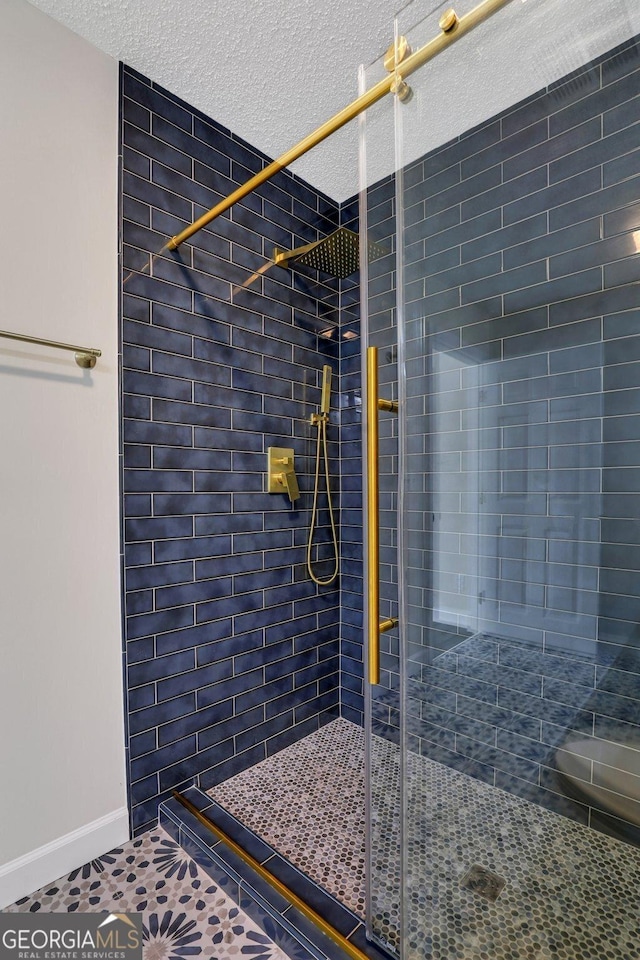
<box><xmin>307</xmin><ymin>413</ymin><xmax>339</xmax><ymax>586</ymax></box>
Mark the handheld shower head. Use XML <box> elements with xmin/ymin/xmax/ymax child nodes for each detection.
<box><xmin>320</xmin><ymin>365</ymin><xmax>332</xmax><ymax>416</ymax></box>
<box><xmin>308</xmin><ymin>363</ymin><xmax>339</xmax><ymax>586</ymax></box>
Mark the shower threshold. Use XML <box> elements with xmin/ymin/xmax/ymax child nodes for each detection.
<box><xmin>207</xmin><ymin>717</ymin><xmax>640</xmax><ymax>960</ymax></box>
<box><xmin>160</xmin><ymin>782</ymin><xmax>387</xmax><ymax>960</ymax></box>
<box><xmin>170</xmin><ymin>788</ymin><xmax>377</xmax><ymax>960</ymax></box>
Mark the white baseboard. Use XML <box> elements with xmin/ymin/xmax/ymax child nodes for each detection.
<box><xmin>0</xmin><ymin>807</ymin><xmax>130</xmax><ymax>910</ymax></box>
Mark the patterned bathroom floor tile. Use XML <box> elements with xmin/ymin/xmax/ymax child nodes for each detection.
<box><xmin>4</xmin><ymin>828</ymin><xmax>294</xmax><ymax>960</ymax></box>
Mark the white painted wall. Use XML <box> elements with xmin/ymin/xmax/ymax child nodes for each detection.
<box><xmin>0</xmin><ymin>0</ymin><xmax>127</xmax><ymax>907</ymax></box>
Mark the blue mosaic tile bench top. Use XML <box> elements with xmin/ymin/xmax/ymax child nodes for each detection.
<box><xmin>159</xmin><ymin>786</ymin><xmax>391</xmax><ymax>960</ymax></box>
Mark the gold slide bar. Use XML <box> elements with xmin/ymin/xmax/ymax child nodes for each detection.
<box><xmin>167</xmin><ymin>0</ymin><xmax>515</xmax><ymax>250</ymax></box>
<box><xmin>172</xmin><ymin>791</ymin><xmax>370</xmax><ymax>960</ymax></box>
<box><xmin>367</xmin><ymin>347</ymin><xmax>398</xmax><ymax>685</ymax></box>
<box><xmin>0</xmin><ymin>328</ymin><xmax>101</xmax><ymax>368</ymax></box>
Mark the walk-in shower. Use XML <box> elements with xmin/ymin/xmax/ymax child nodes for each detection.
<box><xmin>360</xmin><ymin>0</ymin><xmax>640</xmax><ymax>955</ymax></box>
<box><xmin>129</xmin><ymin>0</ymin><xmax>640</xmax><ymax>957</ymax></box>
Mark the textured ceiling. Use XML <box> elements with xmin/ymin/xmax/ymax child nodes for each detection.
<box><xmin>26</xmin><ymin>0</ymin><xmax>640</xmax><ymax>201</ymax></box>
<box><xmin>26</xmin><ymin>0</ymin><xmax>401</xmax><ymax>200</ymax></box>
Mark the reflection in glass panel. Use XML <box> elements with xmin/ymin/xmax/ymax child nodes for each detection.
<box><xmin>363</xmin><ymin>0</ymin><xmax>640</xmax><ymax>956</ymax></box>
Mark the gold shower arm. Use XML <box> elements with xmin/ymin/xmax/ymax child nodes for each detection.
<box><xmin>167</xmin><ymin>0</ymin><xmax>515</xmax><ymax>250</ymax></box>
<box><xmin>273</xmin><ymin>240</ymin><xmax>319</xmax><ymax>269</ymax></box>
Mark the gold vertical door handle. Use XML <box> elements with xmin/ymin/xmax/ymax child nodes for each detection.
<box><xmin>367</xmin><ymin>347</ymin><xmax>399</xmax><ymax>685</ymax></box>
<box><xmin>367</xmin><ymin>347</ymin><xmax>381</xmax><ymax>685</ymax></box>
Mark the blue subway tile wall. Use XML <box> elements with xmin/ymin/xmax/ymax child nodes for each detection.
<box><xmin>120</xmin><ymin>64</ymin><xmax>344</xmax><ymax>834</ymax></box>
<box><xmin>365</xmin><ymin>34</ymin><xmax>640</xmax><ymax>841</ymax></box>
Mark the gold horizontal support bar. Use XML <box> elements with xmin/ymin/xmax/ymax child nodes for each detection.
<box><xmin>172</xmin><ymin>791</ymin><xmax>369</xmax><ymax>960</ymax></box>
<box><xmin>378</xmin><ymin>397</ymin><xmax>398</xmax><ymax>412</ymax></box>
<box><xmin>0</xmin><ymin>328</ymin><xmax>101</xmax><ymax>369</ymax></box>
<box><xmin>167</xmin><ymin>0</ymin><xmax>515</xmax><ymax>250</ymax></box>
<box><xmin>380</xmin><ymin>617</ymin><xmax>399</xmax><ymax>634</ymax></box>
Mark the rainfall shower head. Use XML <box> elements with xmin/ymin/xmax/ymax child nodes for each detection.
<box><xmin>274</xmin><ymin>227</ymin><xmax>386</xmax><ymax>280</ymax></box>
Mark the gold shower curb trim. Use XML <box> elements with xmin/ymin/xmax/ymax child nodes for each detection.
<box><xmin>167</xmin><ymin>0</ymin><xmax>515</xmax><ymax>250</ymax></box>
<box><xmin>172</xmin><ymin>791</ymin><xmax>371</xmax><ymax>960</ymax></box>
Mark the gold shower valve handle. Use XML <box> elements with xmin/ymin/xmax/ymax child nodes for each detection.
<box><xmin>280</xmin><ymin>470</ymin><xmax>300</xmax><ymax>503</ymax></box>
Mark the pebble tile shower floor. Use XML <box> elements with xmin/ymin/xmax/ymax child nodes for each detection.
<box><xmin>4</xmin><ymin>828</ymin><xmax>297</xmax><ymax>960</ymax></box>
<box><xmin>210</xmin><ymin>717</ymin><xmax>640</xmax><ymax>959</ymax></box>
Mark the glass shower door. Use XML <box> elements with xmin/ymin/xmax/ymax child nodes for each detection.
<box><xmin>363</xmin><ymin>0</ymin><xmax>640</xmax><ymax>957</ymax></box>
<box><xmin>358</xmin><ymin>32</ymin><xmax>403</xmax><ymax>956</ymax></box>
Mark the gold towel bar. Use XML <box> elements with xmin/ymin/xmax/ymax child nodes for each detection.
<box><xmin>0</xmin><ymin>328</ymin><xmax>101</xmax><ymax>369</ymax></box>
